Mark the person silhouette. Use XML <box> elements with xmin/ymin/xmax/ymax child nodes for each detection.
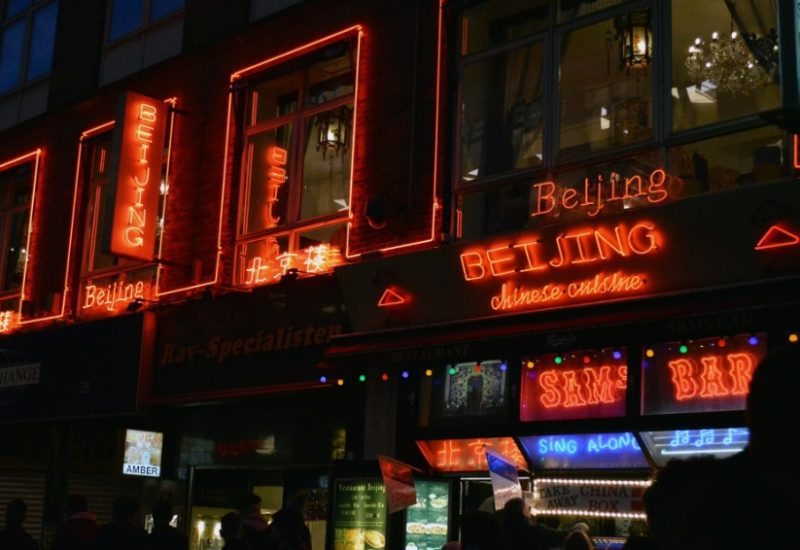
<box><xmin>148</xmin><ymin>501</ymin><xmax>188</xmax><ymax>550</ymax></box>
<box><xmin>52</xmin><ymin>494</ymin><xmax>98</xmax><ymax>550</ymax></box>
<box><xmin>0</xmin><ymin>499</ymin><xmax>37</xmax><ymax>550</ymax></box>
<box><xmin>644</xmin><ymin>345</ymin><xmax>800</xmax><ymax>550</ymax></box>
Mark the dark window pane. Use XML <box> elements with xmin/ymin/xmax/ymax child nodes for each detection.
<box><xmin>462</xmin><ymin>0</ymin><xmax>549</xmax><ymax>55</ymax></box>
<box><xmin>0</xmin><ymin>20</ymin><xmax>24</xmax><ymax>93</ymax></box>
<box><xmin>2</xmin><ymin>210</ymin><xmax>29</xmax><ymax>291</ymax></box>
<box><xmin>109</xmin><ymin>0</ymin><xmax>143</xmax><ymax>41</ymax></box>
<box><xmin>26</xmin><ymin>1</ymin><xmax>58</xmax><ymax>81</ymax></box>
<box><xmin>300</xmin><ymin>105</ymin><xmax>352</xmax><ymax>221</ymax></box>
<box><xmin>667</xmin><ymin>126</ymin><xmax>787</xmax><ymax>194</ymax></box>
<box><xmin>461</xmin><ymin>42</ymin><xmax>544</xmax><ymax>182</ymax></box>
<box><xmin>672</xmin><ymin>0</ymin><xmax>780</xmax><ymax>131</ymax></box>
<box><xmin>150</xmin><ymin>0</ymin><xmax>184</xmax><ymax>21</ymax></box>
<box><xmin>558</xmin><ymin>0</ymin><xmax>626</xmax><ymax>22</ymax></box>
<box><xmin>251</xmin><ymin>72</ymin><xmax>300</xmax><ymax>124</ymax></box>
<box><xmin>4</xmin><ymin>0</ymin><xmax>33</xmax><ymax>19</ymax></box>
<box><xmin>460</xmin><ymin>181</ymin><xmax>533</xmax><ymax>239</ymax></box>
<box><xmin>305</xmin><ymin>42</ymin><xmax>353</xmax><ymax>107</ymax></box>
<box><xmin>559</xmin><ymin>12</ymin><xmax>653</xmax><ymax>157</ymax></box>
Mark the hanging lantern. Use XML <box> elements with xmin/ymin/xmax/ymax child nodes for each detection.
<box><xmin>618</xmin><ymin>10</ymin><xmax>652</xmax><ymax>71</ymax></box>
<box><xmin>317</xmin><ymin>106</ymin><xmax>351</xmax><ymax>160</ymax></box>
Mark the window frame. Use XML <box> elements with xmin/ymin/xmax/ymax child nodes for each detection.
<box><xmin>0</xmin><ymin>0</ymin><xmax>58</xmax><ymax>96</ymax></box>
<box><xmin>450</xmin><ymin>0</ymin><xmax>796</xmax><ymax>239</ymax></box>
<box><xmin>229</xmin><ymin>27</ymin><xmax>363</xmax><ymax>287</ymax></box>
<box><xmin>104</xmin><ymin>0</ymin><xmax>184</xmax><ymax>45</ymax></box>
<box><xmin>0</xmin><ymin>151</ymin><xmax>37</xmax><ymax>299</ymax></box>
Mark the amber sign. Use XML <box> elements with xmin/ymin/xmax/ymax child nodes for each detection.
<box><xmin>108</xmin><ymin>92</ymin><xmax>167</xmax><ymax>261</ymax></box>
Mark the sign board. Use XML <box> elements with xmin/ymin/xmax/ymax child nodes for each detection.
<box><xmin>532</xmin><ymin>478</ymin><xmax>650</xmax><ymax>519</ymax></box>
<box><xmin>107</xmin><ymin>92</ymin><xmax>167</xmax><ymax>261</ymax></box>
<box><xmin>520</xmin><ymin>348</ymin><xmax>627</xmax><ymax>422</ymax></box>
<box><xmin>337</xmin><ymin>181</ymin><xmax>800</xmax><ymax>333</ymax></box>
<box><xmin>642</xmin><ymin>333</ymin><xmax>767</xmax><ymax>415</ymax></box>
<box><xmin>486</xmin><ymin>447</ymin><xmax>522</xmax><ymax>510</ymax></box>
<box><xmin>640</xmin><ymin>427</ymin><xmax>749</xmax><ymax>467</ymax></box>
<box><xmin>378</xmin><ymin>455</ymin><xmax>416</xmax><ymax>513</ymax></box>
<box><xmin>332</xmin><ymin>480</ymin><xmax>387</xmax><ymax>550</ymax></box>
<box><xmin>519</xmin><ymin>433</ymin><xmax>648</xmax><ymax>471</ymax></box>
<box><xmin>416</xmin><ymin>437</ymin><xmax>526</xmax><ymax>473</ymax></box>
<box><xmin>123</xmin><ymin>429</ymin><xmax>163</xmax><ymax>477</ymax></box>
<box><xmin>404</xmin><ymin>480</ymin><xmax>449</xmax><ymax>549</ymax></box>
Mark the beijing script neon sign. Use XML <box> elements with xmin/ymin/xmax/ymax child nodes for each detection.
<box><xmin>82</xmin><ymin>280</ymin><xmax>149</xmax><ymax>313</ymax></box>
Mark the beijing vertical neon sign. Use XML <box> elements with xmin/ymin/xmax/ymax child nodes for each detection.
<box><xmin>108</xmin><ymin>92</ymin><xmax>167</xmax><ymax>261</ymax></box>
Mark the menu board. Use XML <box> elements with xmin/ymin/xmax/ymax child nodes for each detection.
<box><xmin>404</xmin><ymin>480</ymin><xmax>449</xmax><ymax>550</ymax></box>
<box><xmin>333</xmin><ymin>480</ymin><xmax>387</xmax><ymax>550</ymax></box>
<box><xmin>520</xmin><ymin>347</ymin><xmax>627</xmax><ymax>422</ymax></box>
<box><xmin>642</xmin><ymin>333</ymin><xmax>767</xmax><ymax>415</ymax></box>
<box><xmin>519</xmin><ymin>432</ymin><xmax>648</xmax><ymax>470</ymax></box>
<box><xmin>123</xmin><ymin>429</ymin><xmax>163</xmax><ymax>477</ymax></box>
<box><xmin>640</xmin><ymin>427</ymin><xmax>749</xmax><ymax>467</ymax></box>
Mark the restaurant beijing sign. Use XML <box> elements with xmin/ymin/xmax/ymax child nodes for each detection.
<box><xmin>106</xmin><ymin>92</ymin><xmax>167</xmax><ymax>261</ymax></box>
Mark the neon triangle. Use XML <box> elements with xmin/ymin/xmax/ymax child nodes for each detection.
<box><xmin>378</xmin><ymin>288</ymin><xmax>406</xmax><ymax>307</ymax></box>
<box><xmin>755</xmin><ymin>225</ymin><xmax>800</xmax><ymax>250</ymax></box>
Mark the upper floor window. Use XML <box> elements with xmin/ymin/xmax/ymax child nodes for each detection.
<box><xmin>0</xmin><ymin>158</ymin><xmax>32</xmax><ymax>295</ymax></box>
<box><xmin>0</xmin><ymin>0</ymin><xmax>58</xmax><ymax>94</ymax></box>
<box><xmin>107</xmin><ymin>0</ymin><xmax>183</xmax><ymax>42</ymax></box>
<box><xmin>455</xmin><ymin>0</ymin><xmax>786</xmax><ymax>240</ymax></box>
<box><xmin>232</xmin><ymin>32</ymin><xmax>361</xmax><ymax>287</ymax></box>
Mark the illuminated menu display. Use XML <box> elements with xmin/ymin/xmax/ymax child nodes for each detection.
<box><xmin>332</xmin><ymin>480</ymin><xmax>387</xmax><ymax>550</ymax></box>
<box><xmin>640</xmin><ymin>428</ymin><xmax>749</xmax><ymax>467</ymax></box>
<box><xmin>123</xmin><ymin>429</ymin><xmax>163</xmax><ymax>477</ymax></box>
<box><xmin>642</xmin><ymin>333</ymin><xmax>767</xmax><ymax>415</ymax></box>
<box><xmin>519</xmin><ymin>433</ymin><xmax>648</xmax><ymax>470</ymax></box>
<box><xmin>405</xmin><ymin>480</ymin><xmax>450</xmax><ymax>550</ymax></box>
<box><xmin>520</xmin><ymin>348</ymin><xmax>627</xmax><ymax>422</ymax></box>
<box><xmin>416</xmin><ymin>437</ymin><xmax>526</xmax><ymax>472</ymax></box>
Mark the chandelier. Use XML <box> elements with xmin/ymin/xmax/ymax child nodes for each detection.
<box><xmin>685</xmin><ymin>27</ymin><xmax>778</xmax><ymax>96</ymax></box>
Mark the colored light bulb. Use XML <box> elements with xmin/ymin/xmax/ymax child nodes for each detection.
<box><xmin>358</xmin><ymin>374</ymin><xmax>366</xmax><ymax>382</ymax></box>
<box><xmin>748</xmin><ymin>336</ymin><xmax>759</xmax><ymax>346</ymax></box>
<box><xmin>645</xmin><ymin>349</ymin><xmax>655</xmax><ymax>358</ymax></box>
<box><xmin>789</xmin><ymin>333</ymin><xmax>799</xmax><ymax>343</ymax></box>
<box><xmin>381</xmin><ymin>373</ymin><xmax>389</xmax><ymax>381</ymax></box>
<box><xmin>425</xmin><ymin>369</ymin><xmax>433</xmax><ymax>377</ymax></box>
<box><xmin>500</xmin><ymin>362</ymin><xmax>508</xmax><ymax>371</ymax></box>
<box><xmin>717</xmin><ymin>339</ymin><xmax>726</xmax><ymax>348</ymax></box>
<box><xmin>612</xmin><ymin>351</ymin><xmax>622</xmax><ymax>360</ymax></box>
<box><xmin>401</xmin><ymin>371</ymin><xmax>410</xmax><ymax>379</ymax></box>
<box><xmin>679</xmin><ymin>345</ymin><xmax>688</xmax><ymax>354</ymax></box>
<box><xmin>448</xmin><ymin>367</ymin><xmax>457</xmax><ymax>375</ymax></box>
<box><xmin>319</xmin><ymin>376</ymin><xmax>327</xmax><ymax>384</ymax></box>
<box><xmin>336</xmin><ymin>379</ymin><xmax>344</xmax><ymax>386</ymax></box>
<box><xmin>554</xmin><ymin>356</ymin><xmax>563</xmax><ymax>365</ymax></box>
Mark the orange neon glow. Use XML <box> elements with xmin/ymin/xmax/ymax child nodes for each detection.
<box><xmin>377</xmin><ymin>287</ymin><xmax>407</xmax><ymax>307</ymax></box>
<box><xmin>264</xmin><ymin>146</ymin><xmax>287</xmax><ymax>227</ymax></box>
<box><xmin>81</xmin><ymin>280</ymin><xmax>150</xmax><ymax>313</ymax></box>
<box><xmin>794</xmin><ymin>134</ymin><xmax>800</xmax><ymax>170</ymax></box>
<box><xmin>0</xmin><ymin>310</ymin><xmax>18</xmax><ymax>333</ymax></box>
<box><xmin>460</xmin><ymin>221</ymin><xmax>661</xmax><ymax>283</ymax></box>
<box><xmin>538</xmin><ymin>366</ymin><xmax>626</xmax><ymax>409</ymax></box>
<box><xmin>416</xmin><ymin>437</ymin><xmax>526</xmax><ymax>472</ymax></box>
<box><xmin>109</xmin><ymin>93</ymin><xmax>167</xmax><ymax>261</ymax></box>
<box><xmin>243</xmin><ymin>243</ymin><xmax>341</xmax><ymax>287</ymax></box>
<box><xmin>154</xmin><ymin>98</ymin><xmax>178</xmax><ymax>296</ymax></box>
<box><xmin>668</xmin><ymin>352</ymin><xmax>756</xmax><ymax>401</ymax></box>
<box><xmin>532</xmin><ymin>168</ymin><xmax>671</xmax><ymax>219</ymax></box>
<box><xmin>754</xmin><ymin>224</ymin><xmax>800</xmax><ymax>250</ymax></box>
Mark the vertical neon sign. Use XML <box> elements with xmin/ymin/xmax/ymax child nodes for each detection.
<box><xmin>107</xmin><ymin>92</ymin><xmax>167</xmax><ymax>261</ymax></box>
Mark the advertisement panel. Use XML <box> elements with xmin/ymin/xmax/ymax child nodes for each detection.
<box><xmin>332</xmin><ymin>480</ymin><xmax>387</xmax><ymax>550</ymax></box>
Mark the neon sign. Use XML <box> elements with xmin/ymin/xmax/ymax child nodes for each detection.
<box><xmin>243</xmin><ymin>242</ymin><xmax>341</xmax><ymax>286</ymax></box>
<box><xmin>520</xmin><ymin>433</ymin><xmax>648</xmax><ymax>470</ymax></box>
<box><xmin>533</xmin><ymin>478</ymin><xmax>651</xmax><ymax>519</ymax></box>
<box><xmin>640</xmin><ymin>428</ymin><xmax>749</xmax><ymax>467</ymax></box>
<box><xmin>754</xmin><ymin>224</ymin><xmax>800</xmax><ymax>250</ymax></box>
<box><xmin>521</xmin><ymin>349</ymin><xmax>627</xmax><ymax>422</ymax></box>
<box><xmin>109</xmin><ymin>92</ymin><xmax>167</xmax><ymax>261</ymax></box>
<box><xmin>82</xmin><ymin>280</ymin><xmax>150</xmax><ymax>313</ymax></box>
<box><xmin>264</xmin><ymin>146</ymin><xmax>287</xmax><ymax>227</ymax></box>
<box><xmin>0</xmin><ymin>310</ymin><xmax>17</xmax><ymax>333</ymax></box>
<box><xmin>642</xmin><ymin>333</ymin><xmax>767</xmax><ymax>415</ymax></box>
<box><xmin>532</xmin><ymin>168</ymin><xmax>672</xmax><ymax>218</ymax></box>
<box><xmin>416</xmin><ymin>437</ymin><xmax>526</xmax><ymax>472</ymax></box>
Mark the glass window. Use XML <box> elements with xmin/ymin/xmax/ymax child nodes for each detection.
<box><xmin>558</xmin><ymin>0</ymin><xmax>627</xmax><ymax>23</ymax></box>
<box><xmin>108</xmin><ymin>0</ymin><xmax>184</xmax><ymax>42</ymax></box>
<box><xmin>462</xmin><ymin>0</ymin><xmax>549</xmax><ymax>56</ymax></box>
<box><xmin>0</xmin><ymin>0</ymin><xmax>58</xmax><ymax>93</ymax></box>
<box><xmin>150</xmin><ymin>0</ymin><xmax>183</xmax><ymax>21</ymax></box>
<box><xmin>0</xmin><ymin>162</ymin><xmax>32</xmax><ymax>293</ymax></box>
<box><xmin>672</xmin><ymin>0</ymin><xmax>780</xmax><ymax>131</ymax></box>
<box><xmin>460</xmin><ymin>42</ymin><xmax>545</xmax><ymax>182</ymax></box>
<box><xmin>3</xmin><ymin>0</ymin><xmax>33</xmax><ymax>19</ymax></box>
<box><xmin>235</xmin><ymin>37</ymin><xmax>358</xmax><ymax>287</ymax></box>
<box><xmin>559</xmin><ymin>10</ymin><xmax>653</xmax><ymax>157</ymax></box>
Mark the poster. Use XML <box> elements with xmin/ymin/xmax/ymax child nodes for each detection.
<box><xmin>404</xmin><ymin>480</ymin><xmax>449</xmax><ymax>550</ymax></box>
<box><xmin>486</xmin><ymin>448</ymin><xmax>522</xmax><ymax>510</ymax></box>
<box><xmin>443</xmin><ymin>360</ymin><xmax>506</xmax><ymax>417</ymax></box>
<box><xmin>333</xmin><ymin>480</ymin><xmax>387</xmax><ymax>550</ymax></box>
<box><xmin>123</xmin><ymin>429</ymin><xmax>163</xmax><ymax>477</ymax></box>
<box><xmin>378</xmin><ymin>455</ymin><xmax>417</xmax><ymax>513</ymax></box>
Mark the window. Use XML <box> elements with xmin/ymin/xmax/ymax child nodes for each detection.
<box><xmin>233</xmin><ymin>34</ymin><xmax>360</xmax><ymax>287</ymax></box>
<box><xmin>0</xmin><ymin>0</ymin><xmax>58</xmax><ymax>94</ymax></box>
<box><xmin>107</xmin><ymin>0</ymin><xmax>183</xmax><ymax>42</ymax></box>
<box><xmin>454</xmin><ymin>0</ymin><xmax>787</xmax><ymax>240</ymax></box>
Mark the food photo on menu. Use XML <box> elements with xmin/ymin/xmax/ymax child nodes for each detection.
<box><xmin>404</xmin><ymin>481</ymin><xmax>449</xmax><ymax>550</ymax></box>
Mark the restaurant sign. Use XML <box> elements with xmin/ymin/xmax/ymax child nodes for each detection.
<box><xmin>532</xmin><ymin>478</ymin><xmax>650</xmax><ymax>519</ymax></box>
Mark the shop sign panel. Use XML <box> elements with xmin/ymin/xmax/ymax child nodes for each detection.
<box><xmin>519</xmin><ymin>433</ymin><xmax>648</xmax><ymax>471</ymax></box>
<box><xmin>416</xmin><ymin>437</ymin><xmax>526</xmax><ymax>473</ymax></box>
<box><xmin>532</xmin><ymin>478</ymin><xmax>651</xmax><ymax>519</ymax></box>
<box><xmin>332</xmin><ymin>480</ymin><xmax>387</xmax><ymax>550</ymax></box>
<box><xmin>337</xmin><ymin>181</ymin><xmax>800</xmax><ymax>333</ymax></box>
<box><xmin>641</xmin><ymin>333</ymin><xmax>767</xmax><ymax>415</ymax></box>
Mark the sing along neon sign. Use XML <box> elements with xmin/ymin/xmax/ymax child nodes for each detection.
<box><xmin>459</xmin><ymin>221</ymin><xmax>662</xmax><ymax>313</ymax></box>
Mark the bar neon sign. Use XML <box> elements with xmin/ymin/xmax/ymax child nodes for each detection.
<box><xmin>108</xmin><ymin>92</ymin><xmax>167</xmax><ymax>261</ymax></box>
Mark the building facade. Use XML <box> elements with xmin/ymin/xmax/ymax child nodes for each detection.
<box><xmin>0</xmin><ymin>0</ymin><xmax>797</xmax><ymax>548</ymax></box>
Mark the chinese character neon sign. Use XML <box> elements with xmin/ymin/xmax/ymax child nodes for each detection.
<box><xmin>109</xmin><ymin>92</ymin><xmax>167</xmax><ymax>261</ymax></box>
<box><xmin>243</xmin><ymin>242</ymin><xmax>340</xmax><ymax>287</ymax></box>
<box><xmin>642</xmin><ymin>334</ymin><xmax>767</xmax><ymax>415</ymax></box>
<box><xmin>0</xmin><ymin>310</ymin><xmax>17</xmax><ymax>333</ymax></box>
<box><xmin>417</xmin><ymin>437</ymin><xmax>526</xmax><ymax>472</ymax></box>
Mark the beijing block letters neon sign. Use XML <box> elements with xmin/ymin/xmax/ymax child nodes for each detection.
<box><xmin>107</xmin><ymin>92</ymin><xmax>167</xmax><ymax>261</ymax></box>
